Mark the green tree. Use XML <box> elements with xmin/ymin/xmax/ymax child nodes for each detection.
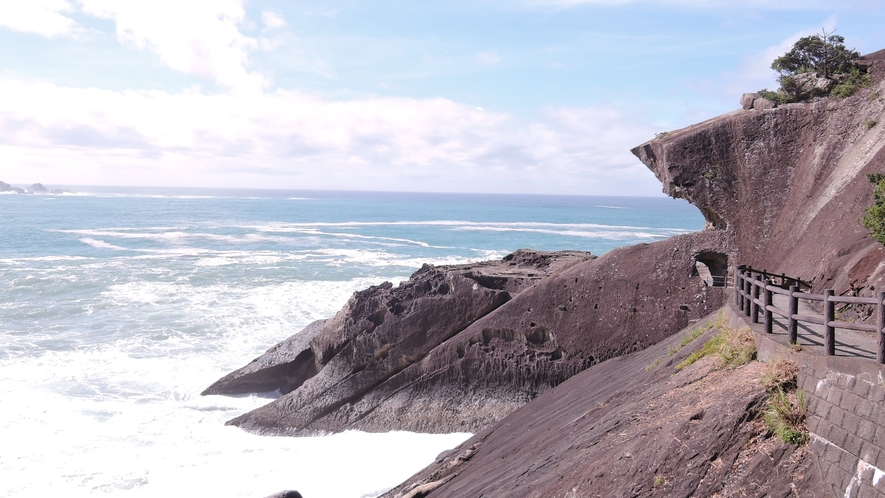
<box><xmin>772</xmin><ymin>28</ymin><xmax>860</xmax><ymax>79</ymax></box>
<box><xmin>861</xmin><ymin>174</ymin><xmax>885</xmax><ymax>246</ymax></box>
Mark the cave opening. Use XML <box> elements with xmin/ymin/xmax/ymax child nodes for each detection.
<box><xmin>694</xmin><ymin>251</ymin><xmax>728</xmax><ymax>287</ymax></box>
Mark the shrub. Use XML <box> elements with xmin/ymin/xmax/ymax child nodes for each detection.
<box><xmin>768</xmin><ymin>28</ymin><xmax>866</xmax><ymax>101</ymax></box>
<box><xmin>861</xmin><ymin>173</ymin><xmax>885</xmax><ymax>245</ymax></box>
<box><xmin>831</xmin><ymin>67</ymin><xmax>873</xmax><ymax>98</ymax></box>
<box><xmin>757</xmin><ymin>88</ymin><xmax>796</xmax><ymax>106</ymax></box>
<box><xmin>866</xmin><ymin>119</ymin><xmax>878</xmax><ymax>130</ymax></box>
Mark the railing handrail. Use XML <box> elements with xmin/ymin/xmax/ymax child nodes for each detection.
<box><xmin>734</xmin><ymin>265</ymin><xmax>885</xmax><ymax>364</ymax></box>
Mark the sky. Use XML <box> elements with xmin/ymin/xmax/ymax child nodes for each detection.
<box><xmin>0</xmin><ymin>1</ymin><xmax>883</xmax><ymax>196</ymax></box>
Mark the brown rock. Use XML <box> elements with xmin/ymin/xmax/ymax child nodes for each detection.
<box><xmin>740</xmin><ymin>92</ymin><xmax>759</xmax><ymax>110</ymax></box>
<box><xmin>752</xmin><ymin>96</ymin><xmax>775</xmax><ymax>109</ymax></box>
<box><xmin>382</xmin><ymin>315</ymin><xmax>823</xmax><ymax>497</ymax></box>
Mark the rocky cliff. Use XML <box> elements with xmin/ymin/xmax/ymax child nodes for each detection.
<box><xmin>208</xmin><ymin>242</ymin><xmax>727</xmax><ymax>435</ymax></box>
<box><xmin>382</xmin><ymin>312</ymin><xmax>823</xmax><ymax>497</ymax></box>
<box><xmin>375</xmin><ymin>49</ymin><xmax>885</xmax><ymax>498</ymax></box>
<box><xmin>208</xmin><ymin>50</ymin><xmax>885</xmax><ymax>440</ymax></box>
<box><xmin>633</xmin><ymin>48</ymin><xmax>885</xmax><ymax>305</ymax></box>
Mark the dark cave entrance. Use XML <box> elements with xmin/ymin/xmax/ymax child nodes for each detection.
<box><xmin>694</xmin><ymin>251</ymin><xmax>728</xmax><ymax>287</ymax></box>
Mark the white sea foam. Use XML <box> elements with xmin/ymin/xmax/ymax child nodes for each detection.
<box><xmin>450</xmin><ymin>226</ymin><xmax>674</xmax><ymax>239</ymax></box>
<box><xmin>79</xmin><ymin>238</ymin><xmax>128</xmax><ymax>250</ymax></box>
<box><xmin>0</xmin><ymin>347</ymin><xmax>469</xmax><ymax>498</ymax></box>
<box><xmin>0</xmin><ymin>273</ymin><xmax>470</xmax><ymax>497</ymax></box>
<box><xmin>1</xmin><ymin>191</ymin><xmax>704</xmax><ymax>497</ymax></box>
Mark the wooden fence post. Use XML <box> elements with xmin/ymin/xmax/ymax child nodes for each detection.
<box><xmin>788</xmin><ymin>285</ymin><xmax>799</xmax><ymax>344</ymax></box>
<box><xmin>825</xmin><ymin>289</ymin><xmax>835</xmax><ymax>356</ymax></box>
<box><xmin>752</xmin><ymin>275</ymin><xmax>761</xmax><ymax>324</ymax></box>
<box><xmin>744</xmin><ymin>271</ymin><xmax>752</xmax><ymax>317</ymax></box>
<box><xmin>764</xmin><ymin>278</ymin><xmax>773</xmax><ymax>334</ymax></box>
<box><xmin>734</xmin><ymin>267</ymin><xmax>741</xmax><ymax>306</ymax></box>
<box><xmin>878</xmin><ymin>291</ymin><xmax>885</xmax><ymax>364</ymax></box>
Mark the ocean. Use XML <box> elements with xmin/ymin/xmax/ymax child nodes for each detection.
<box><xmin>0</xmin><ymin>187</ymin><xmax>704</xmax><ymax>497</ymax></box>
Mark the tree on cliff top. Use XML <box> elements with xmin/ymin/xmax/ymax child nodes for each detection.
<box><xmin>763</xmin><ymin>28</ymin><xmax>868</xmax><ymax>102</ymax></box>
<box><xmin>772</xmin><ymin>29</ymin><xmax>859</xmax><ymax>79</ymax></box>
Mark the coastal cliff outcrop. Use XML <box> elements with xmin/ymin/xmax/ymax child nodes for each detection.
<box><xmin>209</xmin><ymin>243</ymin><xmax>727</xmax><ymax>434</ymax></box>
<box><xmin>209</xmin><ymin>50</ymin><xmax>885</xmax><ymax>441</ymax></box>
<box><xmin>377</xmin><ymin>49</ymin><xmax>885</xmax><ymax>498</ymax></box>
<box><xmin>633</xmin><ymin>48</ymin><xmax>885</xmax><ymax>304</ymax></box>
<box><xmin>383</xmin><ymin>313</ymin><xmax>823</xmax><ymax>497</ymax></box>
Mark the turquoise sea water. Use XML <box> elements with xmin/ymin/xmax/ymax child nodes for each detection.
<box><xmin>0</xmin><ymin>187</ymin><xmax>703</xmax><ymax>497</ymax></box>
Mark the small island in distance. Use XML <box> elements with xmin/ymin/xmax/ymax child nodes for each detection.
<box><xmin>0</xmin><ymin>182</ymin><xmax>72</xmax><ymax>194</ymax></box>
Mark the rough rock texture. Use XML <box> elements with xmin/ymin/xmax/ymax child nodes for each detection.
<box><xmin>383</xmin><ymin>313</ymin><xmax>823</xmax><ymax>498</ymax></box>
<box><xmin>213</xmin><ymin>51</ymin><xmax>885</xmax><ymax>440</ymax></box>
<box><xmin>633</xmin><ymin>48</ymin><xmax>885</xmax><ymax>307</ymax></box>
<box><xmin>214</xmin><ymin>239</ymin><xmax>728</xmax><ymax>435</ymax></box>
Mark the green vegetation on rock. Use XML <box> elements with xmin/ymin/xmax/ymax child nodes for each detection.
<box><xmin>861</xmin><ymin>173</ymin><xmax>885</xmax><ymax>246</ymax></box>
<box><xmin>772</xmin><ymin>29</ymin><xmax>859</xmax><ymax>80</ymax></box>
<box><xmin>765</xmin><ymin>387</ymin><xmax>809</xmax><ymax>444</ymax></box>
<box><xmin>676</xmin><ymin>326</ymin><xmax>755</xmax><ymax>371</ymax></box>
<box><xmin>761</xmin><ymin>28</ymin><xmax>869</xmax><ymax>102</ymax></box>
<box><xmin>760</xmin><ymin>359</ymin><xmax>808</xmax><ymax>445</ymax></box>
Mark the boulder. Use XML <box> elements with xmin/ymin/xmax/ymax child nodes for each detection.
<box><xmin>752</xmin><ymin>97</ymin><xmax>776</xmax><ymax>110</ymax></box>
<box><xmin>740</xmin><ymin>93</ymin><xmax>759</xmax><ymax>110</ymax></box>
<box><xmin>781</xmin><ymin>72</ymin><xmax>835</xmax><ymax>100</ymax></box>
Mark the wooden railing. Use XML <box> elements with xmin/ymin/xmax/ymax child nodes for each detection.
<box><xmin>735</xmin><ymin>265</ymin><xmax>885</xmax><ymax>364</ymax></box>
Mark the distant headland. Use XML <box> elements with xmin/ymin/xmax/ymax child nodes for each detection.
<box><xmin>0</xmin><ymin>182</ymin><xmax>72</xmax><ymax>194</ymax></box>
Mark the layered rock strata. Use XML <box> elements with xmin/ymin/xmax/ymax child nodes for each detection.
<box><xmin>210</xmin><ymin>49</ymin><xmax>885</xmax><ymax>439</ymax></box>
<box><xmin>382</xmin><ymin>312</ymin><xmax>823</xmax><ymax>497</ymax></box>
<box><xmin>209</xmin><ymin>241</ymin><xmax>728</xmax><ymax>435</ymax></box>
<box><xmin>633</xmin><ymin>48</ymin><xmax>885</xmax><ymax>303</ymax></box>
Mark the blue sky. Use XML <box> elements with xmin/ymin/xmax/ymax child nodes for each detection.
<box><xmin>0</xmin><ymin>1</ymin><xmax>883</xmax><ymax>195</ymax></box>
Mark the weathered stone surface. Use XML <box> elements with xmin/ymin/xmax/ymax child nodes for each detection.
<box><xmin>632</xmin><ymin>48</ymin><xmax>885</xmax><ymax>305</ymax></box>
<box><xmin>202</xmin><ymin>319</ymin><xmax>328</xmax><ymax>395</ymax></box>
<box><xmin>228</xmin><ymin>237</ymin><xmax>728</xmax><ymax>435</ymax></box>
<box><xmin>740</xmin><ymin>92</ymin><xmax>760</xmax><ymax>110</ymax></box>
<box><xmin>383</xmin><ymin>316</ymin><xmax>823</xmax><ymax>497</ymax></box>
<box><xmin>783</xmin><ymin>72</ymin><xmax>836</xmax><ymax>100</ymax></box>
<box><xmin>752</xmin><ymin>96</ymin><xmax>775</xmax><ymax>109</ymax></box>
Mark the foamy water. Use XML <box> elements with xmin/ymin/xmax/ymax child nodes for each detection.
<box><xmin>0</xmin><ymin>187</ymin><xmax>703</xmax><ymax>497</ymax></box>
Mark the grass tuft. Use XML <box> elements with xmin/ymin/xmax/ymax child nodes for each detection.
<box><xmin>764</xmin><ymin>387</ymin><xmax>808</xmax><ymax>445</ymax></box>
<box><xmin>676</xmin><ymin>327</ymin><xmax>756</xmax><ymax>372</ymax></box>
<box><xmin>760</xmin><ymin>359</ymin><xmax>799</xmax><ymax>391</ymax></box>
<box><xmin>668</xmin><ymin>312</ymin><xmax>726</xmax><ymax>357</ymax></box>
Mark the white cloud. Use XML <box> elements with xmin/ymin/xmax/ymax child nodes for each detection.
<box><xmin>0</xmin><ymin>80</ymin><xmax>660</xmax><ymax>195</ymax></box>
<box><xmin>77</xmin><ymin>0</ymin><xmax>264</xmax><ymax>91</ymax></box>
<box><xmin>476</xmin><ymin>51</ymin><xmax>501</xmax><ymax>66</ymax></box>
<box><xmin>261</xmin><ymin>10</ymin><xmax>286</xmax><ymax>30</ymax></box>
<box><xmin>0</xmin><ymin>0</ymin><xmax>77</xmax><ymax>37</ymax></box>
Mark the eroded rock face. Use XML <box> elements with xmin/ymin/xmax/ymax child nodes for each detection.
<box><xmin>212</xmin><ymin>49</ymin><xmax>885</xmax><ymax>439</ymax></box>
<box><xmin>382</xmin><ymin>315</ymin><xmax>822</xmax><ymax>498</ymax></box>
<box><xmin>632</xmin><ymin>49</ymin><xmax>885</xmax><ymax>300</ymax></box>
<box><xmin>213</xmin><ymin>241</ymin><xmax>727</xmax><ymax>435</ymax></box>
